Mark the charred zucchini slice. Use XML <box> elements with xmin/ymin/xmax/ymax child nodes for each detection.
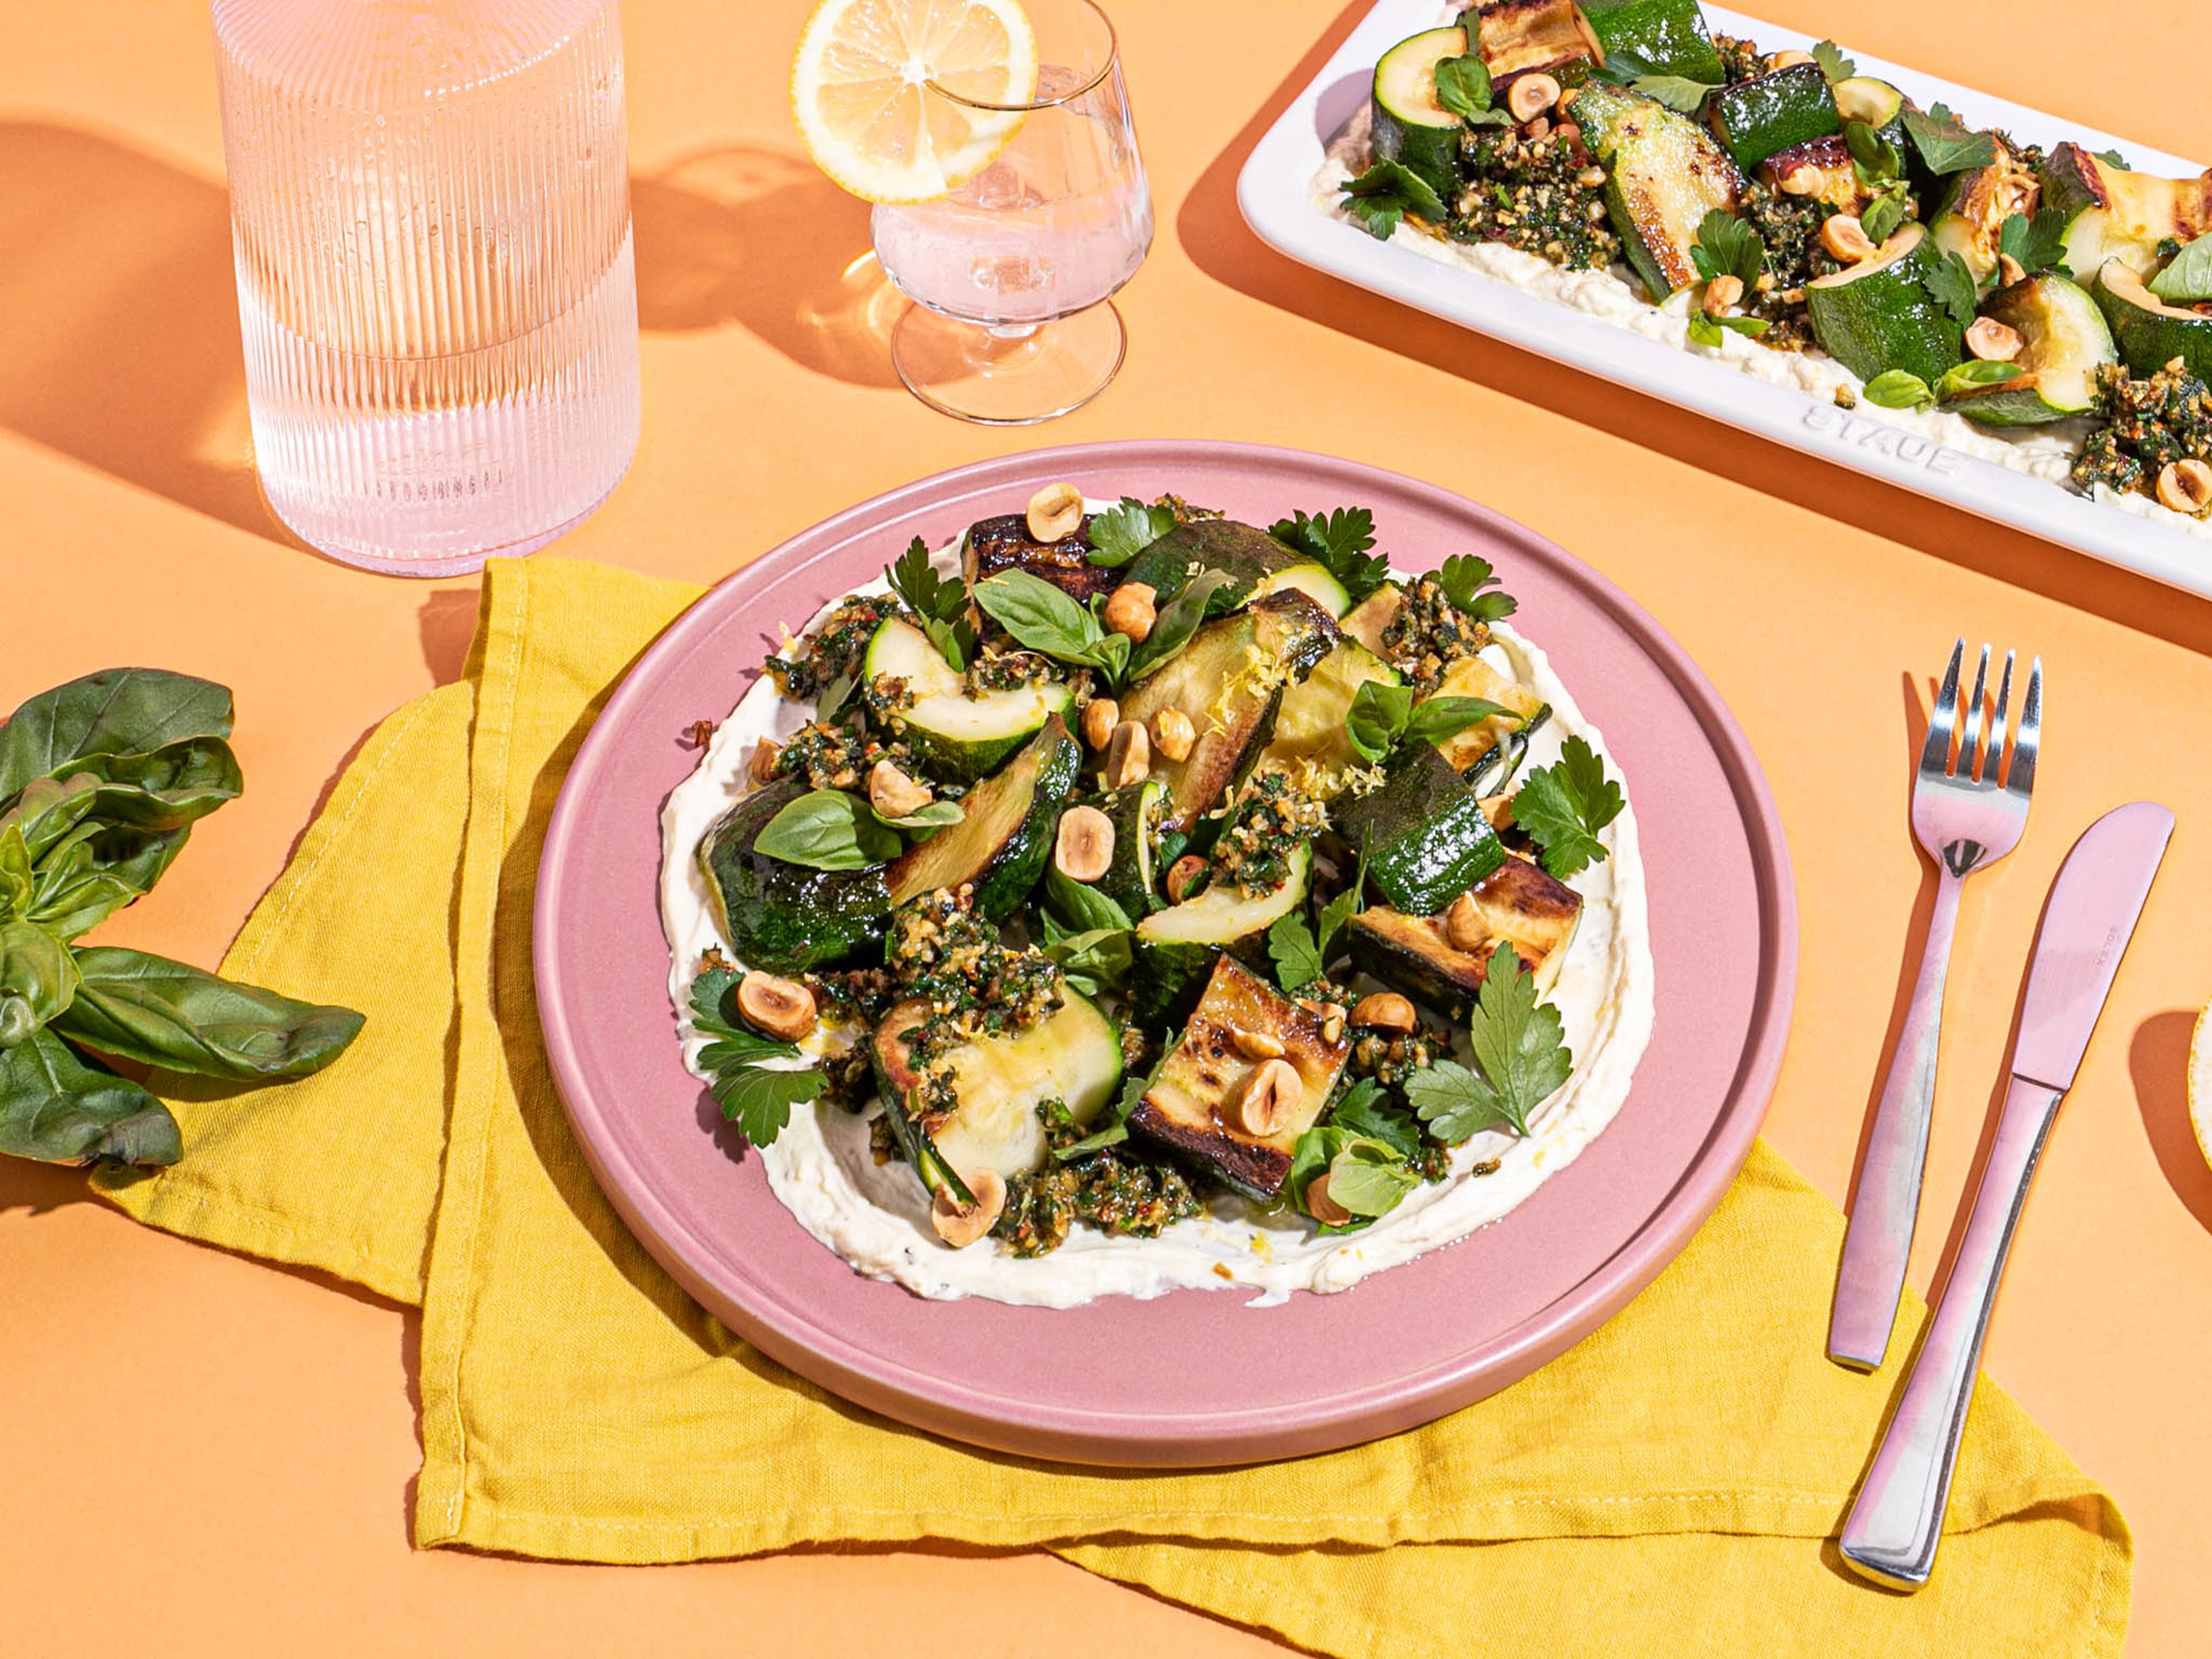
<box><xmin>1130</xmin><ymin>956</ymin><xmax>1348</xmax><ymax>1198</ymax></box>
<box><xmin>1942</xmin><ymin>273</ymin><xmax>2115</xmax><ymax>426</ymax></box>
<box><xmin>1338</xmin><ymin>583</ymin><xmax>1402</xmax><ymax>656</ymax></box>
<box><xmin>961</xmin><ymin>510</ymin><xmax>1119</xmax><ymax>605</ymax></box>
<box><xmin>2095</xmin><ymin>258</ymin><xmax>2212</xmax><ymax>380</ymax></box>
<box><xmin>1119</xmin><ymin>517</ymin><xmax>1298</xmax><ymax>604</ymax></box>
<box><xmin>1132</xmin><ymin>843</ymin><xmax>1312</xmax><ymax>1023</ymax></box>
<box><xmin>1470</xmin><ymin>0</ymin><xmax>1603</xmax><ymax>84</ymax></box>
<box><xmin>1097</xmin><ymin>778</ymin><xmax>1168</xmax><ymax>918</ymax></box>
<box><xmin>698</xmin><ymin>778</ymin><xmax>892</xmax><ymax>974</ymax></box>
<box><xmin>1255</xmin><ymin>561</ymin><xmax>1353</xmax><ymax>618</ymax></box>
<box><xmin>1371</xmin><ymin>24</ymin><xmax>1470</xmax><ymax>202</ymax></box>
<box><xmin>1345</xmin><ymin>858</ymin><xmax>1583</xmax><ymax>1019</ymax></box>
<box><xmin>2042</xmin><ymin>143</ymin><xmax>2212</xmax><ymax>281</ymax></box>
<box><xmin>1426</xmin><ymin>652</ymin><xmax>1548</xmax><ymax>775</ymax></box>
<box><xmin>1759</xmin><ymin>135</ymin><xmax>1870</xmax><ymax>215</ymax></box>
<box><xmin>1705</xmin><ymin>62</ymin><xmax>1839</xmax><ymax>172</ymax></box>
<box><xmin>1116</xmin><ymin>591</ymin><xmax>1337</xmax><ymax>835</ymax></box>
<box><xmin>1259</xmin><ymin>635</ymin><xmax>1402</xmax><ymax>787</ymax></box>
<box><xmin>1570</xmin><ymin>83</ymin><xmax>1743</xmax><ymax>298</ymax></box>
<box><xmin>1929</xmin><ymin>138</ymin><xmax>2040</xmax><ymax>283</ymax></box>
<box><xmin>885</xmin><ymin>716</ymin><xmax>1078</xmax><ymax>921</ymax></box>
<box><xmin>864</xmin><ymin>616</ymin><xmax>1074</xmax><ymax>782</ymax></box>
<box><xmin>1578</xmin><ymin>0</ymin><xmax>1721</xmax><ymax>84</ymax></box>
<box><xmin>872</xmin><ymin>991</ymin><xmax>1123</xmax><ymax>1188</ymax></box>
<box><xmin>1333</xmin><ymin>744</ymin><xmax>1506</xmax><ymax>915</ymax></box>
<box><xmin>1805</xmin><ymin>221</ymin><xmax>1965</xmax><ymax>386</ymax></box>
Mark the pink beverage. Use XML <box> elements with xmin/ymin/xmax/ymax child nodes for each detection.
<box><xmin>213</xmin><ymin>0</ymin><xmax>641</xmax><ymax>575</ymax></box>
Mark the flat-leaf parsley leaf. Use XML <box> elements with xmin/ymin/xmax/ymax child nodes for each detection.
<box><xmin>1404</xmin><ymin>944</ymin><xmax>1571</xmax><ymax>1140</ymax></box>
<box><xmin>1510</xmin><ymin>734</ymin><xmax>1624</xmax><ymax>878</ymax></box>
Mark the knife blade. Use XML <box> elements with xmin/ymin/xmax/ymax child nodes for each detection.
<box><xmin>1840</xmin><ymin>800</ymin><xmax>2173</xmax><ymax>1591</ymax></box>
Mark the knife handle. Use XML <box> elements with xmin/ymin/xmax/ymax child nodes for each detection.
<box><xmin>1839</xmin><ymin>1076</ymin><xmax>2065</xmax><ymax>1590</ymax></box>
<box><xmin>1828</xmin><ymin>869</ymin><xmax>1964</xmax><ymax>1370</ymax></box>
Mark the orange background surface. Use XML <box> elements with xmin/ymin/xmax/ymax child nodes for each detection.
<box><xmin>5</xmin><ymin>1</ymin><xmax>2210</xmax><ymax>1653</ymax></box>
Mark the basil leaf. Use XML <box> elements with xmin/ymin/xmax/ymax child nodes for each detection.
<box><xmin>1044</xmin><ymin>925</ymin><xmax>1132</xmax><ymax>998</ymax></box>
<box><xmin>1630</xmin><ymin>73</ymin><xmax>1719</xmax><ymax>113</ymax></box>
<box><xmin>877</xmin><ymin>798</ymin><xmax>964</xmax><ymax>836</ymax></box>
<box><xmin>1126</xmin><ymin>569</ymin><xmax>1244</xmax><ymax>682</ymax></box>
<box><xmin>0</xmin><ymin>669</ymin><xmax>234</xmax><ymax>808</ymax></box>
<box><xmin>1936</xmin><ymin>359</ymin><xmax>2025</xmax><ymax>400</ymax></box>
<box><xmin>2152</xmin><ymin>232</ymin><xmax>2212</xmax><ymax>302</ymax></box>
<box><xmin>0</xmin><ymin>1026</ymin><xmax>178</xmax><ymax>1166</ymax></box>
<box><xmin>1403</xmin><ymin>696</ymin><xmax>1512</xmax><ymax>749</ymax></box>
<box><xmin>0</xmin><ymin>920</ymin><xmax>78</xmax><ymax>1046</ymax></box>
<box><xmin>1859</xmin><ymin>189</ymin><xmax>1907</xmax><ymax>246</ymax></box>
<box><xmin>1046</xmin><ymin>866</ymin><xmax>1133</xmax><ymax>934</ymax></box>
<box><xmin>1315</xmin><ymin>838</ymin><xmax>1368</xmax><ymax>967</ymax></box>
<box><xmin>52</xmin><ymin>947</ymin><xmax>365</xmax><ymax>1080</ymax></box>
<box><xmin>1327</xmin><ymin>1137</ymin><xmax>1421</xmax><ymax>1217</ymax></box>
<box><xmin>1346</xmin><ymin>680</ymin><xmax>1415</xmax><ymax>763</ymax></box>
<box><xmin>1844</xmin><ymin>120</ymin><xmax>1901</xmax><ymax>184</ymax></box>
<box><xmin>17</xmin><ymin>821</ymin><xmax>168</xmax><ymax>942</ymax></box>
<box><xmin>1902</xmin><ymin>104</ymin><xmax>1994</xmax><ymax>177</ymax></box>
<box><xmin>1431</xmin><ymin>53</ymin><xmax>1494</xmax><ymax>120</ymax></box>
<box><xmin>1863</xmin><ymin>368</ymin><xmax>1934</xmax><ymax>409</ymax></box>
<box><xmin>972</xmin><ymin>569</ymin><xmax>1112</xmax><ymax>672</ymax></box>
<box><xmin>1056</xmin><ymin>1040</ymin><xmax>1166</xmax><ymax>1160</ymax></box>
<box><xmin>753</xmin><ymin>787</ymin><xmax>901</xmax><ymax>870</ymax></box>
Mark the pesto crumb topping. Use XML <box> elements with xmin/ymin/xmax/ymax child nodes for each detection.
<box><xmin>993</xmin><ymin>1101</ymin><xmax>1205</xmax><ymax>1257</ymax></box>
<box><xmin>1452</xmin><ymin>127</ymin><xmax>1619</xmax><ymax>272</ymax></box>
<box><xmin>766</xmin><ymin>593</ymin><xmax>899</xmax><ymax>700</ymax></box>
<box><xmin>2073</xmin><ymin>362</ymin><xmax>2212</xmax><ymax>500</ymax></box>
<box><xmin>1381</xmin><ymin>573</ymin><xmax>1493</xmax><ymax>692</ymax></box>
<box><xmin>888</xmin><ymin>886</ymin><xmax>1063</xmax><ymax>1082</ymax></box>
<box><xmin>1210</xmin><ymin>771</ymin><xmax>1328</xmax><ymax>897</ymax></box>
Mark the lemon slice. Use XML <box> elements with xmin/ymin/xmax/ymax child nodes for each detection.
<box><xmin>791</xmin><ymin>0</ymin><xmax>1041</xmax><ymax>206</ymax></box>
<box><xmin>2191</xmin><ymin>999</ymin><xmax>2212</xmax><ymax>1172</ymax></box>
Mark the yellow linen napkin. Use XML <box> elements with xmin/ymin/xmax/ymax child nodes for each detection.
<box><xmin>97</xmin><ymin>558</ymin><xmax>2130</xmax><ymax>1657</ymax></box>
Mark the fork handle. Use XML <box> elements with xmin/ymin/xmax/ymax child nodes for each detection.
<box><xmin>1828</xmin><ymin>869</ymin><xmax>1964</xmax><ymax>1370</ymax></box>
<box><xmin>1839</xmin><ymin>1077</ymin><xmax>2065</xmax><ymax>1589</ymax></box>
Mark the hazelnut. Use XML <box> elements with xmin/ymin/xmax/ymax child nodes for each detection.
<box><xmin>1775</xmin><ymin>162</ymin><xmax>1821</xmax><ymax>196</ymax></box>
<box><xmin>1054</xmin><ymin>805</ymin><xmax>1115</xmax><ymax>882</ymax></box>
<box><xmin>930</xmin><ymin>1168</ymin><xmax>1007</xmax><ymax>1248</ymax></box>
<box><xmin>1997</xmin><ymin>252</ymin><xmax>2027</xmax><ymax>287</ymax></box>
<box><xmin>1231</xmin><ymin>1028</ymin><xmax>1286</xmax><ymax>1060</ymax></box>
<box><xmin>867</xmin><ymin>759</ymin><xmax>932</xmax><ymax>819</ymax></box>
<box><xmin>1081</xmin><ymin>696</ymin><xmax>1120</xmax><ymax>751</ymax></box>
<box><xmin>748</xmin><ymin>738</ymin><xmax>782</xmax><ymax>785</ymax></box>
<box><xmin>1102</xmin><ymin>581</ymin><xmax>1157</xmax><ymax>642</ymax></box>
<box><xmin>1445</xmin><ymin>891</ymin><xmax>1488</xmax><ymax>953</ymax></box>
<box><xmin>2156</xmin><ymin>458</ymin><xmax>2212</xmax><ymax>516</ymax></box>
<box><xmin>1576</xmin><ymin>164</ymin><xmax>1607</xmax><ymax>188</ymax></box>
<box><xmin>1305</xmin><ymin>1172</ymin><xmax>1354</xmax><ymax>1227</ymax></box>
<box><xmin>1702</xmin><ymin>273</ymin><xmax>1745</xmax><ymax>315</ymax></box>
<box><xmin>1322</xmin><ymin>1015</ymin><xmax>1345</xmax><ymax>1044</ymax></box>
<box><xmin>1024</xmin><ymin>482</ymin><xmax>1084</xmax><ymax>543</ymax></box>
<box><xmin>1105</xmin><ymin>719</ymin><xmax>1151</xmax><ymax>787</ymax></box>
<box><xmin>1506</xmin><ymin>72</ymin><xmax>1562</xmax><ymax>124</ymax></box>
<box><xmin>1150</xmin><ymin>706</ymin><xmax>1196</xmax><ymax>763</ymax></box>
<box><xmin>1351</xmin><ymin>992</ymin><xmax>1418</xmax><ymax>1033</ymax></box>
<box><xmin>1767</xmin><ymin>48</ymin><xmax>1816</xmax><ymax>69</ymax></box>
<box><xmin>736</xmin><ymin>971</ymin><xmax>816</xmax><ymax>1042</ymax></box>
<box><xmin>1554</xmin><ymin>121</ymin><xmax>1582</xmax><ymax>149</ymax></box>
<box><xmin>1525</xmin><ymin>115</ymin><xmax>1552</xmax><ymax>141</ymax></box>
<box><xmin>1229</xmin><ymin>1058</ymin><xmax>1303</xmax><ymax>1138</ymax></box>
<box><xmin>1164</xmin><ymin>853</ymin><xmax>1208</xmax><ymax>903</ymax></box>
<box><xmin>1820</xmin><ymin>214</ymin><xmax>1877</xmax><ymax>263</ymax></box>
<box><xmin>1553</xmin><ymin>85</ymin><xmax>1578</xmax><ymax>115</ymax></box>
<box><xmin>1965</xmin><ymin>317</ymin><xmax>2023</xmax><ymax>362</ymax></box>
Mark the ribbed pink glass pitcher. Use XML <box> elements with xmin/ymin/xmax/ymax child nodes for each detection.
<box><xmin>213</xmin><ymin>0</ymin><xmax>641</xmax><ymax>575</ymax></box>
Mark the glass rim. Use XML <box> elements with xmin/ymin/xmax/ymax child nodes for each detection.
<box><xmin>923</xmin><ymin>0</ymin><xmax>1118</xmax><ymax>113</ymax></box>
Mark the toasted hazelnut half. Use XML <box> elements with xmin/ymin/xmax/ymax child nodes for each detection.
<box><xmin>1524</xmin><ymin>115</ymin><xmax>1551</xmax><ymax>141</ymax></box>
<box><xmin>1965</xmin><ymin>317</ymin><xmax>2023</xmax><ymax>362</ymax></box>
<box><xmin>1702</xmin><ymin>272</ymin><xmax>1745</xmax><ymax>315</ymax></box>
<box><xmin>1554</xmin><ymin>120</ymin><xmax>1582</xmax><ymax>149</ymax></box>
<box><xmin>1305</xmin><ymin>1172</ymin><xmax>1354</xmax><ymax>1227</ymax></box>
<box><xmin>868</xmin><ymin>759</ymin><xmax>933</xmax><ymax>819</ymax></box>
<box><xmin>1150</xmin><ymin>706</ymin><xmax>1196</xmax><ymax>762</ymax></box>
<box><xmin>748</xmin><ymin>738</ymin><xmax>782</xmax><ymax>785</ymax></box>
<box><xmin>1025</xmin><ymin>482</ymin><xmax>1085</xmax><ymax>543</ymax></box>
<box><xmin>930</xmin><ymin>1168</ymin><xmax>1007</xmax><ymax>1248</ymax></box>
<box><xmin>1820</xmin><ymin>214</ymin><xmax>1877</xmax><ymax>263</ymax></box>
<box><xmin>1231</xmin><ymin>1028</ymin><xmax>1286</xmax><ymax>1060</ymax></box>
<box><xmin>1506</xmin><ymin>71</ymin><xmax>1562</xmax><ymax>123</ymax></box>
<box><xmin>1081</xmin><ymin>696</ymin><xmax>1120</xmax><ymax>751</ymax></box>
<box><xmin>1767</xmin><ymin>48</ymin><xmax>1816</xmax><ymax>68</ymax></box>
<box><xmin>1054</xmin><ymin>805</ymin><xmax>1115</xmax><ymax>882</ymax></box>
<box><xmin>1445</xmin><ymin>891</ymin><xmax>1489</xmax><ymax>953</ymax></box>
<box><xmin>1103</xmin><ymin>581</ymin><xmax>1157</xmax><ymax>642</ymax></box>
<box><xmin>1576</xmin><ymin>164</ymin><xmax>1607</xmax><ymax>188</ymax></box>
<box><xmin>1775</xmin><ymin>162</ymin><xmax>1821</xmax><ymax>196</ymax></box>
<box><xmin>1351</xmin><ymin>992</ymin><xmax>1418</xmax><ymax>1033</ymax></box>
<box><xmin>1105</xmin><ymin>719</ymin><xmax>1151</xmax><ymax>787</ymax></box>
<box><xmin>1230</xmin><ymin>1058</ymin><xmax>1303</xmax><ymax>1138</ymax></box>
<box><xmin>2156</xmin><ymin>458</ymin><xmax>2212</xmax><ymax>516</ymax></box>
<box><xmin>1165</xmin><ymin>853</ymin><xmax>1208</xmax><ymax>903</ymax></box>
<box><xmin>737</xmin><ymin>971</ymin><xmax>816</xmax><ymax>1042</ymax></box>
<box><xmin>1997</xmin><ymin>252</ymin><xmax>2027</xmax><ymax>287</ymax></box>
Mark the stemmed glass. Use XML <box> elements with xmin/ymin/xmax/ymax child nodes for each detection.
<box><xmin>868</xmin><ymin>0</ymin><xmax>1152</xmax><ymax>424</ymax></box>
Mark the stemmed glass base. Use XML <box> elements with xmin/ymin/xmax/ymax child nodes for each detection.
<box><xmin>889</xmin><ymin>302</ymin><xmax>1126</xmax><ymax>426</ymax></box>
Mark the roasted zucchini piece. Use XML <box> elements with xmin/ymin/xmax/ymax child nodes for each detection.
<box><xmin>1116</xmin><ymin>591</ymin><xmax>1337</xmax><ymax>835</ymax></box>
<box><xmin>2042</xmin><ymin>143</ymin><xmax>2212</xmax><ymax>281</ymax></box>
<box><xmin>1338</xmin><ymin>583</ymin><xmax>1402</xmax><ymax>656</ymax></box>
<box><xmin>1705</xmin><ymin>62</ymin><xmax>1839</xmax><ymax>172</ymax></box>
<box><xmin>1371</xmin><ymin>24</ymin><xmax>1471</xmax><ymax>202</ymax></box>
<box><xmin>962</xmin><ymin>510</ymin><xmax>1119</xmax><ymax>605</ymax></box>
<box><xmin>1097</xmin><ymin>778</ymin><xmax>1168</xmax><ymax>918</ymax></box>
<box><xmin>1426</xmin><ymin>652</ymin><xmax>1548</xmax><ymax>775</ymax></box>
<box><xmin>1345</xmin><ymin>857</ymin><xmax>1583</xmax><ymax>1019</ymax></box>
<box><xmin>698</xmin><ymin>778</ymin><xmax>893</xmax><ymax>974</ymax></box>
<box><xmin>1578</xmin><ymin>0</ymin><xmax>1722</xmax><ymax>84</ymax></box>
<box><xmin>1129</xmin><ymin>956</ymin><xmax>1348</xmax><ymax>1198</ymax></box>
<box><xmin>1942</xmin><ymin>273</ymin><xmax>2115</xmax><ymax>426</ymax></box>
<box><xmin>1259</xmin><ymin>635</ymin><xmax>1402</xmax><ymax>786</ymax></box>
<box><xmin>2094</xmin><ymin>258</ymin><xmax>2212</xmax><ymax>380</ymax></box>
<box><xmin>1132</xmin><ymin>843</ymin><xmax>1312</xmax><ymax>1024</ymax></box>
<box><xmin>1759</xmin><ymin>135</ymin><xmax>1870</xmax><ymax>215</ymax></box>
<box><xmin>1570</xmin><ymin>83</ymin><xmax>1743</xmax><ymax>298</ymax></box>
<box><xmin>1254</xmin><ymin>561</ymin><xmax>1353</xmax><ymax>619</ymax></box>
<box><xmin>863</xmin><ymin>616</ymin><xmax>1074</xmax><ymax>782</ymax></box>
<box><xmin>873</xmin><ymin>990</ymin><xmax>1123</xmax><ymax>1188</ymax></box>
<box><xmin>1334</xmin><ymin>743</ymin><xmax>1507</xmax><ymax>915</ymax></box>
<box><xmin>1928</xmin><ymin>137</ymin><xmax>2040</xmax><ymax>283</ymax></box>
<box><xmin>1120</xmin><ymin>517</ymin><xmax>1296</xmax><ymax>605</ymax></box>
<box><xmin>1805</xmin><ymin>221</ymin><xmax>1965</xmax><ymax>386</ymax></box>
<box><xmin>885</xmin><ymin>715</ymin><xmax>1078</xmax><ymax>921</ymax></box>
<box><xmin>1470</xmin><ymin>0</ymin><xmax>1603</xmax><ymax>85</ymax></box>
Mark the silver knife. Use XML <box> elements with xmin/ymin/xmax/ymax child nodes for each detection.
<box><xmin>1839</xmin><ymin>800</ymin><xmax>2173</xmax><ymax>1591</ymax></box>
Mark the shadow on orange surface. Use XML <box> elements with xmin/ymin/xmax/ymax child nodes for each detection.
<box><xmin>1174</xmin><ymin>5</ymin><xmax>2212</xmax><ymax>656</ymax></box>
<box><xmin>2130</xmin><ymin>1008</ymin><xmax>2212</xmax><ymax>1234</ymax></box>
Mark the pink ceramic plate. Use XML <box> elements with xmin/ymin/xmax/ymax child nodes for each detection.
<box><xmin>535</xmin><ymin>440</ymin><xmax>1796</xmax><ymax>1467</ymax></box>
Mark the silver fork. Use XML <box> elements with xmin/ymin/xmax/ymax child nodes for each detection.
<box><xmin>1827</xmin><ymin>641</ymin><xmax>2042</xmax><ymax>1371</ymax></box>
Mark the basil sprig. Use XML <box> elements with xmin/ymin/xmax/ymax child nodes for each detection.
<box><xmin>972</xmin><ymin>570</ymin><xmax>1132</xmax><ymax>681</ymax></box>
<box><xmin>0</xmin><ymin>669</ymin><xmax>366</xmax><ymax>1168</ymax></box>
<box><xmin>753</xmin><ymin>787</ymin><xmax>962</xmax><ymax>871</ymax></box>
<box><xmin>1344</xmin><ymin>681</ymin><xmax>1512</xmax><ymax>764</ymax></box>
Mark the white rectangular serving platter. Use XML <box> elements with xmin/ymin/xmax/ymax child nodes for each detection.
<box><xmin>1238</xmin><ymin>1</ymin><xmax>2212</xmax><ymax>600</ymax></box>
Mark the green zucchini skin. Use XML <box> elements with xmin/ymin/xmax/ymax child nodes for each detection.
<box><xmin>885</xmin><ymin>716</ymin><xmax>1079</xmax><ymax>923</ymax></box>
<box><xmin>1571</xmin><ymin>82</ymin><xmax>1742</xmax><ymax>298</ymax></box>
<box><xmin>1333</xmin><ymin>743</ymin><xmax>1506</xmax><ymax>915</ymax></box>
<box><xmin>1578</xmin><ymin>0</ymin><xmax>1723</xmax><ymax>84</ymax></box>
<box><xmin>1097</xmin><ymin>779</ymin><xmax>1166</xmax><ymax>918</ymax></box>
<box><xmin>1706</xmin><ymin>63</ymin><xmax>1840</xmax><ymax>171</ymax></box>
<box><xmin>698</xmin><ymin>778</ymin><xmax>892</xmax><ymax>975</ymax></box>
<box><xmin>1120</xmin><ymin>518</ymin><xmax>1298</xmax><ymax>605</ymax></box>
<box><xmin>1370</xmin><ymin>25</ymin><xmax>1469</xmax><ymax>203</ymax></box>
<box><xmin>1132</xmin><ymin>844</ymin><xmax>1313</xmax><ymax>1025</ymax></box>
<box><xmin>1805</xmin><ymin>223</ymin><xmax>1965</xmax><ymax>387</ymax></box>
<box><xmin>1944</xmin><ymin>273</ymin><xmax>2113</xmax><ymax>427</ymax></box>
<box><xmin>2094</xmin><ymin>259</ymin><xmax>2212</xmax><ymax>380</ymax></box>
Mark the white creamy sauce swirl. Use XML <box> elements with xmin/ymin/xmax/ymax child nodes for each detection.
<box><xmin>659</xmin><ymin>531</ymin><xmax>1655</xmax><ymax>1306</ymax></box>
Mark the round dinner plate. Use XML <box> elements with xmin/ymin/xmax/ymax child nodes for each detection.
<box><xmin>535</xmin><ymin>440</ymin><xmax>1797</xmax><ymax>1467</ymax></box>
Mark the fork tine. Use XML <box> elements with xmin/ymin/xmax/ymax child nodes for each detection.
<box><xmin>1983</xmin><ymin>650</ymin><xmax>2015</xmax><ymax>785</ymax></box>
<box><xmin>2006</xmin><ymin>657</ymin><xmax>2043</xmax><ymax>798</ymax></box>
<box><xmin>1957</xmin><ymin>645</ymin><xmax>1991</xmax><ymax>779</ymax></box>
<box><xmin>1920</xmin><ymin>639</ymin><xmax>1964</xmax><ymax>775</ymax></box>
